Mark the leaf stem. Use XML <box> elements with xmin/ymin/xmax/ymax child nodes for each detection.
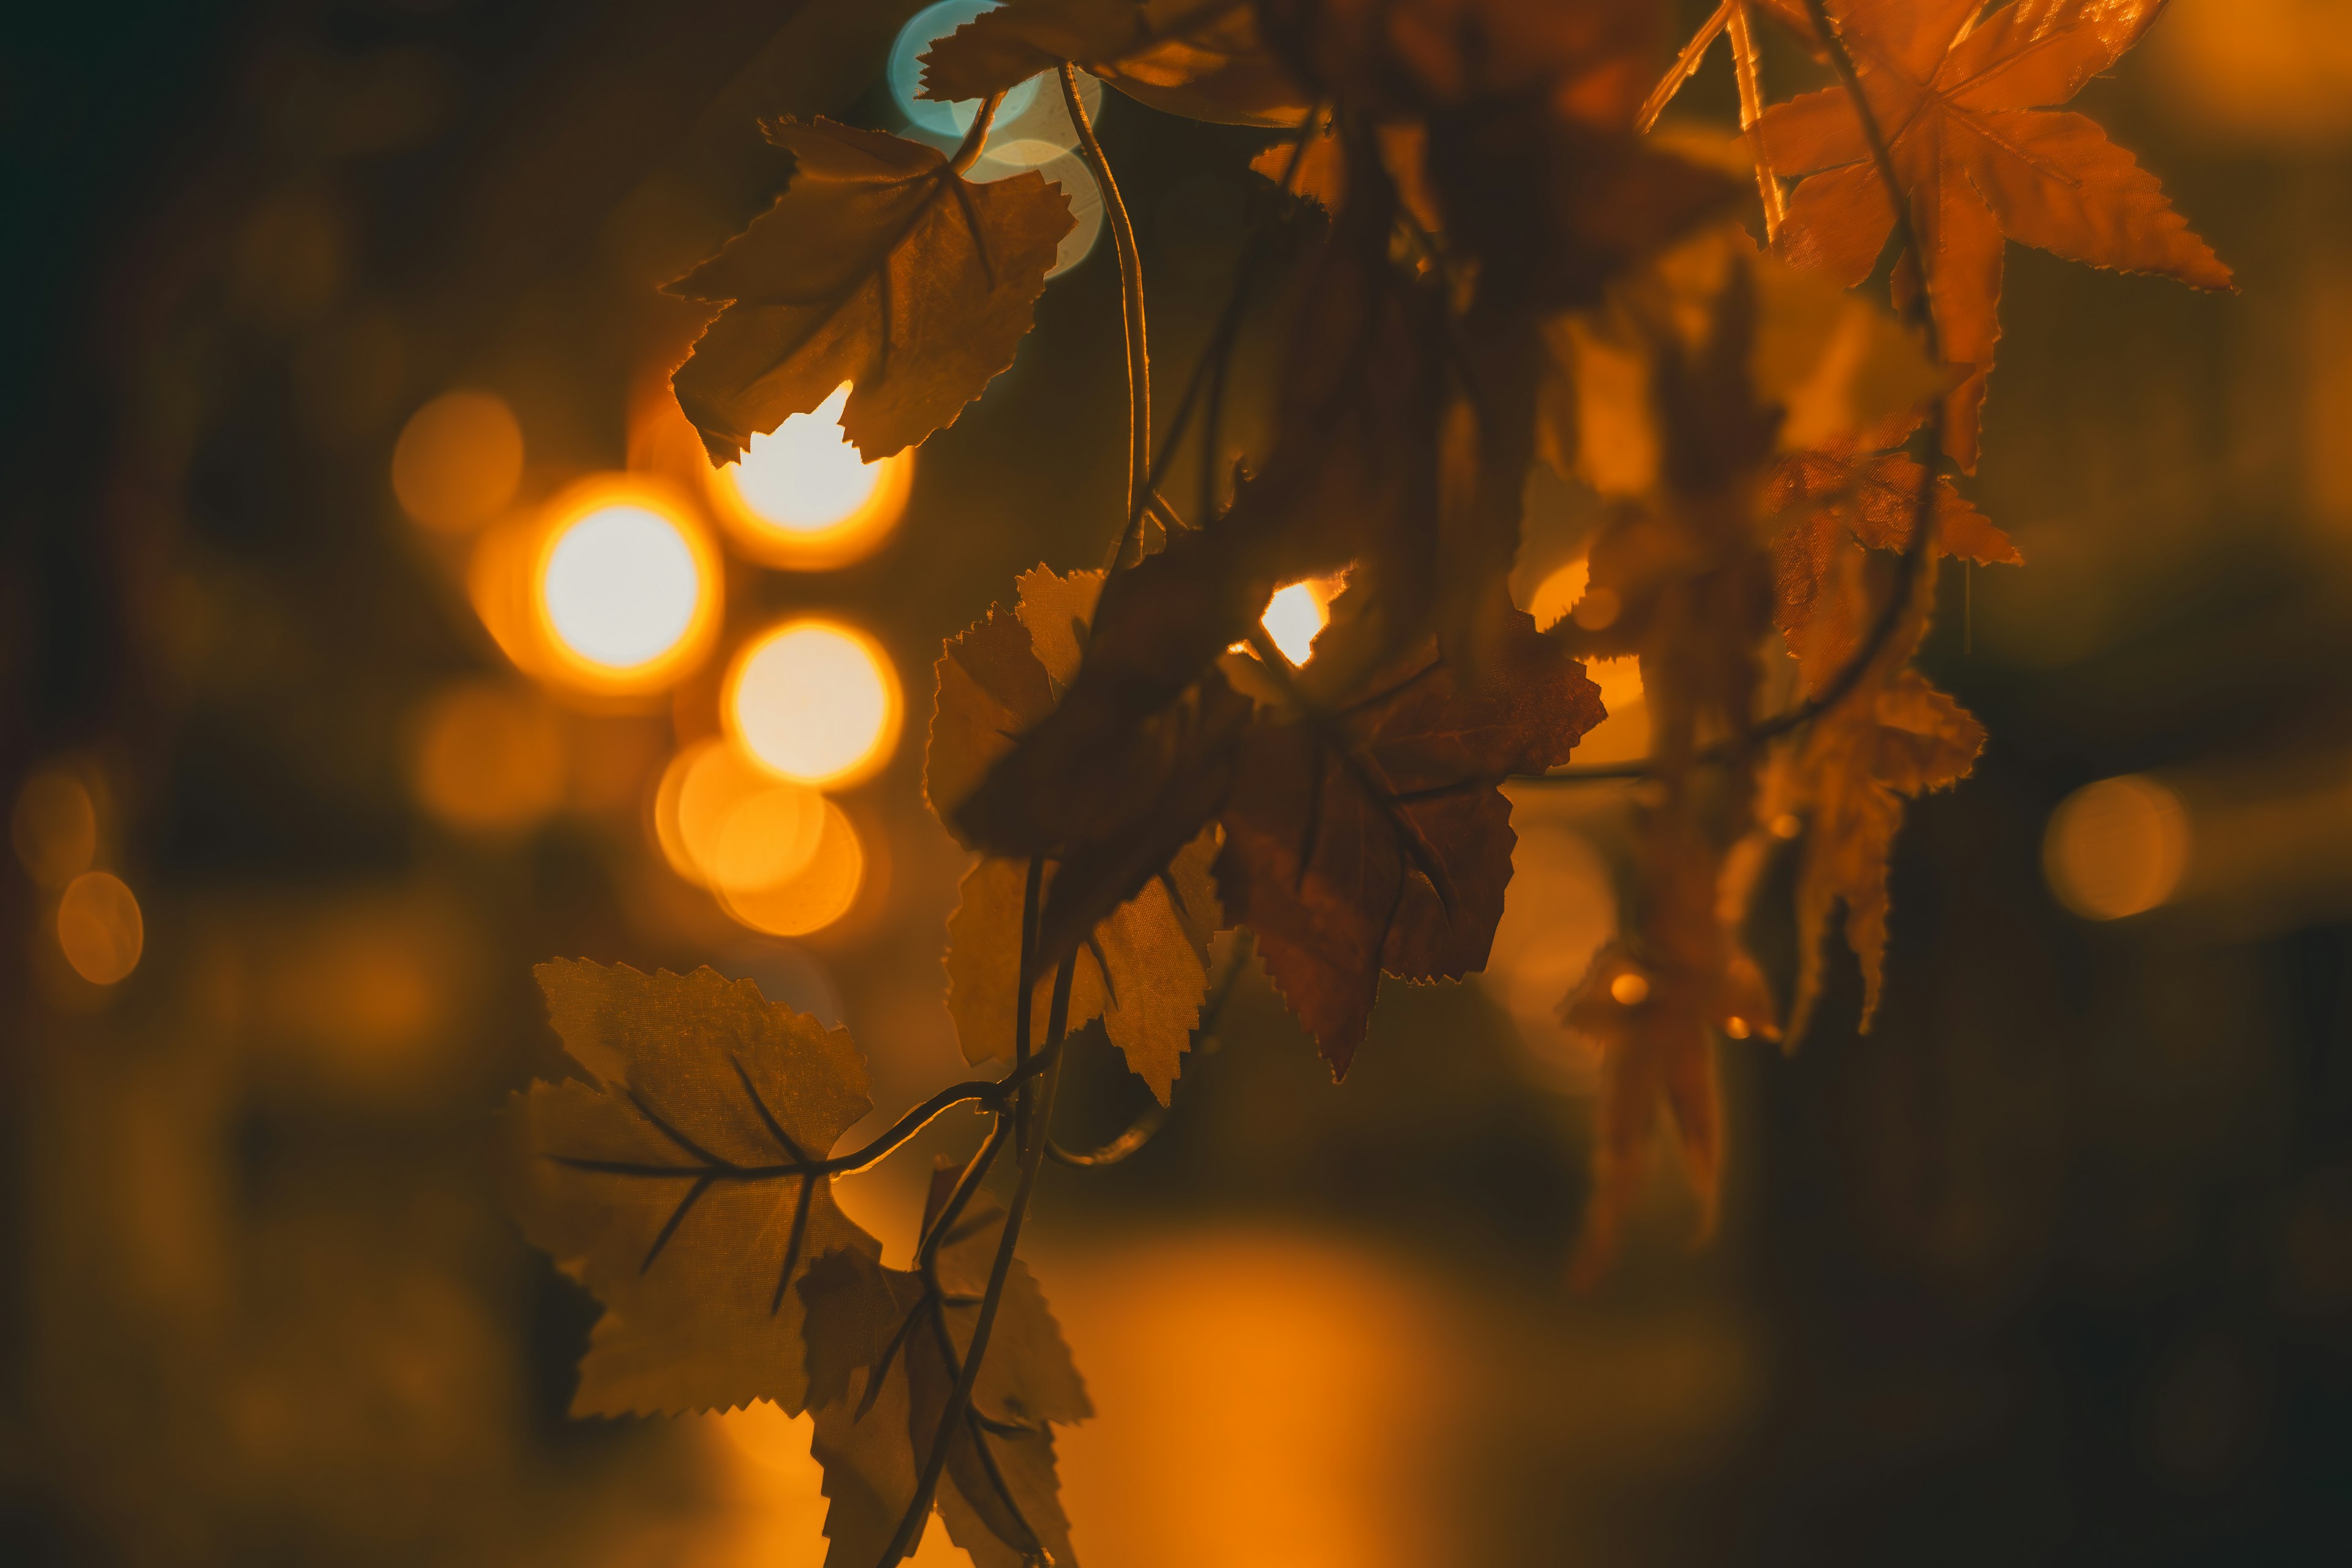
<box><xmin>1728</xmin><ymin>4</ymin><xmax>1787</xmax><ymax>241</ymax></box>
<box><xmin>1059</xmin><ymin>66</ymin><xmax>1152</xmax><ymax>560</ymax></box>
<box><xmin>879</xmin><ymin>954</ymin><xmax>1078</xmax><ymax>1567</ymax></box>
<box><xmin>948</xmin><ymin>92</ymin><xmax>1006</xmax><ymax>175</ymax></box>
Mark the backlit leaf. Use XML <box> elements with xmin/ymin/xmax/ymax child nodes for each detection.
<box><xmin>921</xmin><ymin>0</ymin><xmax>1310</xmax><ymax>126</ymax></box>
<box><xmin>669</xmin><ymin>117</ymin><xmax>1073</xmax><ymax>464</ymax></box>
<box><xmin>507</xmin><ymin>960</ymin><xmax>880</xmax><ymax>1417</ymax></box>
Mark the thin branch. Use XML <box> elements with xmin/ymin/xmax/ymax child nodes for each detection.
<box><xmin>879</xmin><ymin>956</ymin><xmax>1079</xmax><ymax>1568</ymax></box>
<box><xmin>1638</xmin><ymin>0</ymin><xmax>1735</xmax><ymax>133</ymax></box>
<box><xmin>1059</xmin><ymin>66</ymin><xmax>1152</xmax><ymax>552</ymax></box>
<box><xmin>1728</xmin><ymin>3</ymin><xmax>1788</xmax><ymax>241</ymax></box>
<box><xmin>947</xmin><ymin>92</ymin><xmax>1005</xmax><ymax>175</ymax></box>
<box><xmin>1046</xmin><ymin>930</ymin><xmax>1251</xmax><ymax>1169</ymax></box>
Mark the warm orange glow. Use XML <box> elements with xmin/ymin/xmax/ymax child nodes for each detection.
<box><xmin>472</xmin><ymin>475</ymin><xmax>719</xmax><ymax>698</ymax></box>
<box><xmin>1610</xmin><ymin>970</ymin><xmax>1651</xmax><ymax>1007</ymax></box>
<box><xmin>710</xmin><ymin>783</ymin><xmax>827</xmax><ymax>896</ymax></box>
<box><xmin>704</xmin><ymin>383</ymin><xmax>914</xmax><ymax>571</ymax></box>
<box><xmin>715</xmin><ymin>800</ymin><xmax>864</xmax><ymax>937</ymax></box>
<box><xmin>12</xmin><ymin>767</ymin><xmax>97</xmax><ymax>890</ymax></box>
<box><xmin>2045</xmin><ymin>773</ymin><xmax>2191</xmax><ymax>919</ymax></box>
<box><xmin>409</xmin><ymin>680</ymin><xmax>567</xmax><ymax>832</ymax></box>
<box><xmin>1261</xmin><ymin>582</ymin><xmax>1330</xmax><ymax>665</ymax></box>
<box><xmin>1530</xmin><ymin>557</ymin><xmax>1589</xmax><ymax>630</ymax></box>
<box><xmin>725</xmin><ymin>620</ymin><xmax>902</xmax><ymax>788</ymax></box>
<box><xmin>654</xmin><ymin>736</ymin><xmax>828</xmax><ymax>896</ymax></box>
<box><xmin>391</xmin><ymin>389</ymin><xmax>524</xmax><ymax>533</ymax></box>
<box><xmin>58</xmin><ymin>870</ymin><xmax>143</xmax><ymax>985</ymax></box>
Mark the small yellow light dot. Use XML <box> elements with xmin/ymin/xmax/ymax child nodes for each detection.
<box><xmin>1724</xmin><ymin>1016</ymin><xmax>1751</xmax><ymax>1040</ymax></box>
<box><xmin>1770</xmin><ymin>813</ymin><xmax>1803</xmax><ymax>840</ymax></box>
<box><xmin>58</xmin><ymin>870</ymin><xmax>143</xmax><ymax>986</ymax></box>
<box><xmin>1609</xmin><ymin>970</ymin><xmax>1650</xmax><ymax>1008</ymax></box>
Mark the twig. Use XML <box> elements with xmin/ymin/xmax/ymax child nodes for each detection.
<box><xmin>948</xmin><ymin>92</ymin><xmax>1005</xmax><ymax>175</ymax></box>
<box><xmin>1046</xmin><ymin>929</ymin><xmax>1254</xmax><ymax>1169</ymax></box>
<box><xmin>1060</xmin><ymin>67</ymin><xmax>1153</xmax><ymax>552</ymax></box>
<box><xmin>878</xmin><ymin>956</ymin><xmax>1079</xmax><ymax>1567</ymax></box>
<box><xmin>1728</xmin><ymin>4</ymin><xmax>1787</xmax><ymax>241</ymax></box>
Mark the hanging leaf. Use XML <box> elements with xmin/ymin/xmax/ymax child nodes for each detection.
<box><xmin>930</xmin><ymin>567</ymin><xmax>1228</xmax><ymax>1099</ymax></box>
<box><xmin>1215</xmin><ymin>601</ymin><xmax>1604</xmax><ymax>1072</ymax></box>
<box><xmin>1755</xmin><ymin>0</ymin><xmax>2231</xmax><ymax>467</ymax></box>
<box><xmin>920</xmin><ymin>0</ymin><xmax>1310</xmax><ymax>126</ymax></box>
<box><xmin>1559</xmin><ymin>815</ymin><xmax>1779</xmax><ymax>1284</ymax></box>
<box><xmin>668</xmin><ymin>117</ymin><xmax>1073</xmax><ymax>464</ymax></box>
<box><xmin>801</xmin><ymin>1167</ymin><xmax>1091</xmax><ymax>1568</ymax></box>
<box><xmin>507</xmin><ymin>960</ymin><xmax>881</xmax><ymax>1417</ymax></box>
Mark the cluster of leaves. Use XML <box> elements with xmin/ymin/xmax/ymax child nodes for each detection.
<box><xmin>507</xmin><ymin>2</ymin><xmax>2226</xmax><ymax>1561</ymax></box>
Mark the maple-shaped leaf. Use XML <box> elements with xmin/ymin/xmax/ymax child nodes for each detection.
<box><xmin>1756</xmin><ymin>0</ymin><xmax>2231</xmax><ymax>468</ymax></box>
<box><xmin>668</xmin><ymin>118</ymin><xmax>1074</xmax><ymax>464</ymax></box>
<box><xmin>1769</xmin><ymin>436</ymin><xmax>2018</xmax><ymax>685</ymax></box>
<box><xmin>1637</xmin><ymin>0</ymin><xmax>1821</xmax><ymax>132</ymax></box>
<box><xmin>507</xmin><ymin>960</ymin><xmax>881</xmax><ymax>1417</ymax></box>
<box><xmin>801</xmin><ymin>1167</ymin><xmax>1091</xmax><ymax>1568</ymax></box>
<box><xmin>920</xmin><ymin>0</ymin><xmax>1309</xmax><ymax>126</ymax></box>
<box><xmin>1766</xmin><ymin>666</ymin><xmax>1985</xmax><ymax>1040</ymax></box>
<box><xmin>1215</xmin><ymin>603</ymin><xmax>1604</xmax><ymax>1072</ymax></box>
<box><xmin>1559</xmin><ymin>815</ymin><xmax>1779</xmax><ymax>1284</ymax></box>
<box><xmin>929</xmin><ymin>567</ymin><xmax>1229</xmax><ymax>1097</ymax></box>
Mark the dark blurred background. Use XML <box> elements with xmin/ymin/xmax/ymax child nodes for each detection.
<box><xmin>4</xmin><ymin>1</ymin><xmax>2349</xmax><ymax>1563</ymax></box>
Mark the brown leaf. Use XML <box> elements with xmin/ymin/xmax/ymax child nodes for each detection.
<box><xmin>1559</xmin><ymin>816</ymin><xmax>1779</xmax><ymax>1284</ymax></box>
<box><xmin>1259</xmin><ymin>0</ymin><xmax>1661</xmax><ymax>122</ymax></box>
<box><xmin>1766</xmin><ymin>668</ymin><xmax>1985</xmax><ymax>1039</ymax></box>
<box><xmin>1215</xmin><ymin>607</ymin><xmax>1604</xmax><ymax>1071</ymax></box>
<box><xmin>946</xmin><ymin>832</ymin><xmax>1222</xmax><ymax>1102</ymax></box>
<box><xmin>668</xmin><ymin>118</ymin><xmax>1073</xmax><ymax>464</ymax></box>
<box><xmin>930</xmin><ymin>570</ymin><xmax>1231</xmax><ymax>1094</ymax></box>
<box><xmin>801</xmin><ymin>1167</ymin><xmax>1090</xmax><ymax>1568</ymax></box>
<box><xmin>920</xmin><ymin>0</ymin><xmax>1310</xmax><ymax>126</ymax></box>
<box><xmin>1757</xmin><ymin>0</ymin><xmax>2231</xmax><ymax>468</ymax></box>
<box><xmin>507</xmin><ymin>960</ymin><xmax>880</xmax><ymax>1417</ymax></box>
<box><xmin>1251</xmin><ymin>109</ymin><xmax>1447</xmax><ymax>238</ymax></box>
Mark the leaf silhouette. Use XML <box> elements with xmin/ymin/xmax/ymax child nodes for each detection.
<box><xmin>1756</xmin><ymin>0</ymin><xmax>2231</xmax><ymax>467</ymax></box>
<box><xmin>947</xmin><ymin>836</ymin><xmax>1221</xmax><ymax>1103</ymax></box>
<box><xmin>801</xmin><ymin>1167</ymin><xmax>1090</xmax><ymax>1568</ymax></box>
<box><xmin>921</xmin><ymin>0</ymin><xmax>1309</xmax><ymax>126</ymax></box>
<box><xmin>668</xmin><ymin>117</ymin><xmax>1074</xmax><ymax>464</ymax></box>
<box><xmin>1766</xmin><ymin>666</ymin><xmax>1985</xmax><ymax>1040</ymax></box>
<box><xmin>507</xmin><ymin>960</ymin><xmax>881</xmax><ymax>1417</ymax></box>
<box><xmin>1215</xmin><ymin>603</ymin><xmax>1604</xmax><ymax>1072</ymax></box>
<box><xmin>1258</xmin><ymin>0</ymin><xmax>1662</xmax><ymax>119</ymax></box>
<box><xmin>930</xmin><ymin>567</ymin><xmax>1227</xmax><ymax>1098</ymax></box>
<box><xmin>1559</xmin><ymin>816</ymin><xmax>1779</xmax><ymax>1284</ymax></box>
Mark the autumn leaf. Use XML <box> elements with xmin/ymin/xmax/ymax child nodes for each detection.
<box><xmin>1638</xmin><ymin>0</ymin><xmax>1822</xmax><ymax>133</ymax></box>
<box><xmin>1756</xmin><ymin>0</ymin><xmax>2231</xmax><ymax>468</ymax></box>
<box><xmin>1250</xmin><ymin>108</ymin><xmax>1446</xmax><ymax>239</ymax></box>
<box><xmin>1766</xmin><ymin>666</ymin><xmax>1985</xmax><ymax>1040</ymax></box>
<box><xmin>1768</xmin><ymin>437</ymin><xmax>2018</xmax><ymax>686</ymax></box>
<box><xmin>929</xmin><ymin>567</ymin><xmax>1228</xmax><ymax>1098</ymax></box>
<box><xmin>1258</xmin><ymin>0</ymin><xmax>1662</xmax><ymax>121</ymax></box>
<box><xmin>506</xmin><ymin>960</ymin><xmax>880</xmax><ymax>1417</ymax></box>
<box><xmin>947</xmin><ymin>835</ymin><xmax>1221</xmax><ymax>1104</ymax></box>
<box><xmin>1560</xmin><ymin>814</ymin><xmax>1780</xmax><ymax>1284</ymax></box>
<box><xmin>801</xmin><ymin>1167</ymin><xmax>1090</xmax><ymax>1568</ymax></box>
<box><xmin>668</xmin><ymin>117</ymin><xmax>1073</xmax><ymax>464</ymax></box>
<box><xmin>1215</xmin><ymin>604</ymin><xmax>1604</xmax><ymax>1072</ymax></box>
<box><xmin>920</xmin><ymin>0</ymin><xmax>1309</xmax><ymax>126</ymax></box>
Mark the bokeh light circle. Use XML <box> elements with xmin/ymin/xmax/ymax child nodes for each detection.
<box><xmin>714</xmin><ymin>800</ymin><xmax>865</xmax><ymax>937</ymax></box>
<box><xmin>970</xmin><ymin>144</ymin><xmax>1106</xmax><ymax>276</ymax></box>
<box><xmin>12</xmin><ymin>768</ymin><xmax>97</xmax><ymax>890</ymax></box>
<box><xmin>890</xmin><ymin>1</ymin><xmax>1039</xmax><ymax>138</ymax></box>
<box><xmin>391</xmin><ymin>389</ymin><xmax>524</xmax><ymax>533</ymax></box>
<box><xmin>704</xmin><ymin>383</ymin><xmax>913</xmax><ymax>570</ymax></box>
<box><xmin>725</xmin><ymin>620</ymin><xmax>902</xmax><ymax>788</ymax></box>
<box><xmin>58</xmin><ymin>870</ymin><xmax>143</xmax><ymax>985</ymax></box>
<box><xmin>485</xmin><ymin>475</ymin><xmax>718</xmax><ymax>698</ymax></box>
<box><xmin>2044</xmin><ymin>774</ymin><xmax>2191</xmax><ymax>920</ymax></box>
<box><xmin>409</xmin><ymin>680</ymin><xmax>567</xmax><ymax>832</ymax></box>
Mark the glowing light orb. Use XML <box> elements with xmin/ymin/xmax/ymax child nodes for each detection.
<box><xmin>726</xmin><ymin>621</ymin><xmax>902</xmax><ymax>788</ymax></box>
<box><xmin>392</xmin><ymin>390</ymin><xmax>523</xmax><ymax>533</ymax></box>
<box><xmin>2045</xmin><ymin>774</ymin><xmax>2190</xmax><ymax>920</ymax></box>
<box><xmin>490</xmin><ymin>477</ymin><xmax>718</xmax><ymax>698</ymax></box>
<box><xmin>58</xmin><ymin>870</ymin><xmax>143</xmax><ymax>986</ymax></box>
<box><xmin>1261</xmin><ymin>582</ymin><xmax>1331</xmax><ymax>665</ymax></box>
<box><xmin>12</xmin><ymin>768</ymin><xmax>97</xmax><ymax>890</ymax></box>
<box><xmin>710</xmin><ymin>784</ymin><xmax>828</xmax><ymax>895</ymax></box>
<box><xmin>543</xmin><ymin>507</ymin><xmax>699</xmax><ymax>668</ymax></box>
<box><xmin>707</xmin><ymin>384</ymin><xmax>913</xmax><ymax>570</ymax></box>
<box><xmin>890</xmin><ymin>1</ymin><xmax>1040</xmax><ymax>140</ymax></box>
<box><xmin>716</xmin><ymin>799</ymin><xmax>865</xmax><ymax>937</ymax></box>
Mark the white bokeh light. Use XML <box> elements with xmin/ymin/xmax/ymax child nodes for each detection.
<box><xmin>540</xmin><ymin>505</ymin><xmax>703</xmax><ymax>670</ymax></box>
